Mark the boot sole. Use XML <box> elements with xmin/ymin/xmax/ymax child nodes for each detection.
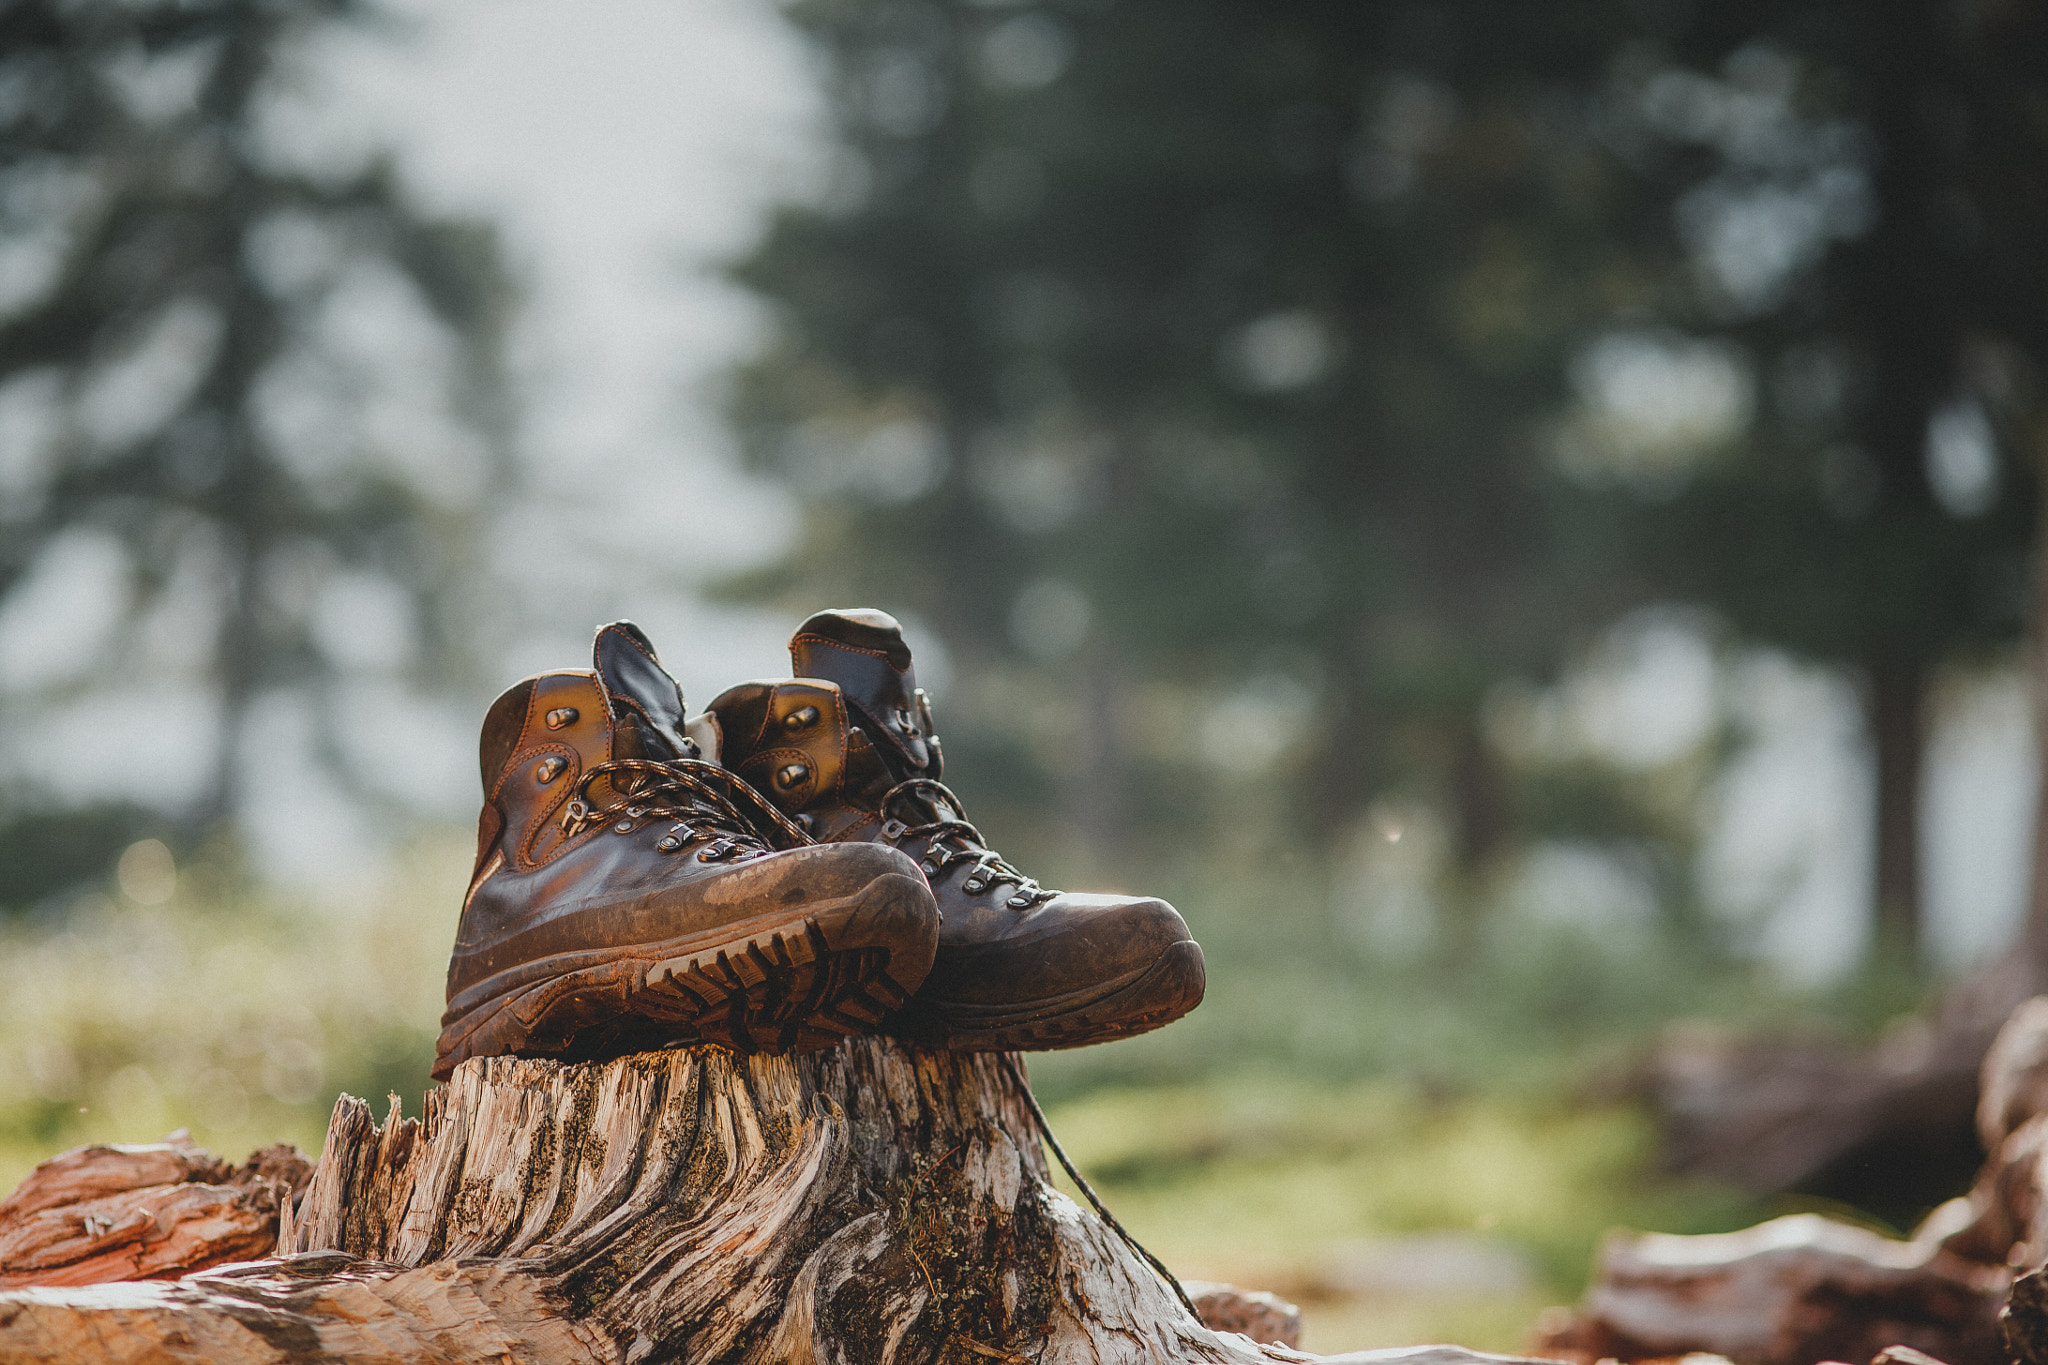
<box><xmin>891</xmin><ymin>939</ymin><xmax>1206</xmax><ymax>1053</ymax></box>
<box><xmin>433</xmin><ymin>870</ymin><xmax>936</xmax><ymax>1078</ymax></box>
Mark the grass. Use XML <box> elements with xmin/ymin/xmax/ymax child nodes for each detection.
<box><xmin>1032</xmin><ymin>1075</ymin><xmax>1767</xmax><ymax>1354</ymax></box>
<box><xmin>0</xmin><ymin>839</ymin><xmax>455</xmax><ymax>1196</ymax></box>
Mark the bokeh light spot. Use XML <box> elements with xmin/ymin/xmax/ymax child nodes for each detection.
<box><xmin>116</xmin><ymin>839</ymin><xmax>177</xmax><ymax>906</ymax></box>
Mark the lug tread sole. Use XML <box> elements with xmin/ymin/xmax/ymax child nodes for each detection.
<box><xmin>435</xmin><ymin>875</ymin><xmax>933</xmax><ymax>1077</ymax></box>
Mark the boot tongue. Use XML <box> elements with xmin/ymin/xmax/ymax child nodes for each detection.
<box><xmin>593</xmin><ymin>620</ymin><xmax>694</xmax><ymax>761</ymax></box>
<box><xmin>789</xmin><ymin>608</ymin><xmax>939</xmax><ymax>780</ymax></box>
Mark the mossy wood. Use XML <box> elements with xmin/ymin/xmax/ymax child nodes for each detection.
<box><xmin>0</xmin><ymin>1036</ymin><xmax>1562</xmax><ymax>1364</ymax></box>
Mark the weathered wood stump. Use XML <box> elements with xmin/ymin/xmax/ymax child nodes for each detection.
<box><xmin>0</xmin><ymin>1037</ymin><xmax>1566</xmax><ymax>1363</ymax></box>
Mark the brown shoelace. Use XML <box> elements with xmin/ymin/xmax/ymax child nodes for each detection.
<box><xmin>560</xmin><ymin>757</ymin><xmax>815</xmax><ymax>852</ymax></box>
<box><xmin>879</xmin><ymin>778</ymin><xmax>1059</xmax><ymax>909</ymax></box>
<box><xmin>997</xmin><ymin>1053</ymin><xmax>1201</xmax><ymax>1323</ymax></box>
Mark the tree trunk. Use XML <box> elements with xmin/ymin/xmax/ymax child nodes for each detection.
<box><xmin>1871</xmin><ymin>656</ymin><xmax>1929</xmax><ymax>967</ymax></box>
<box><xmin>1076</xmin><ymin>637</ymin><xmax>1133</xmax><ymax>863</ymax></box>
<box><xmin>2024</xmin><ymin>434</ymin><xmax>2048</xmax><ymax>972</ymax></box>
<box><xmin>0</xmin><ymin>1037</ymin><xmax>1559</xmax><ymax>1364</ymax></box>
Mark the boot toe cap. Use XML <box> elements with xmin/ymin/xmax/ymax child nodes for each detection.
<box><xmin>933</xmin><ymin>892</ymin><xmax>1199</xmax><ymax>1003</ymax></box>
<box><xmin>902</xmin><ymin>891</ymin><xmax>1205</xmax><ymax>1049</ymax></box>
<box><xmin>722</xmin><ymin>840</ymin><xmax>929</xmax><ymax>909</ymax></box>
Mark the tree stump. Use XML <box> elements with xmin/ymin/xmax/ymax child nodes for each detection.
<box><xmin>0</xmin><ymin>1036</ymin><xmax>1568</xmax><ymax>1363</ymax></box>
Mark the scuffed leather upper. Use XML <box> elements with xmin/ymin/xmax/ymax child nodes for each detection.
<box><xmin>710</xmin><ymin>677</ymin><xmax>882</xmax><ymax>842</ymax></box>
<box><xmin>707</xmin><ymin>609</ymin><xmax>1196</xmax><ymax>1012</ymax></box>
<box><xmin>446</xmin><ymin>625</ymin><xmax>913</xmax><ymax>1010</ymax></box>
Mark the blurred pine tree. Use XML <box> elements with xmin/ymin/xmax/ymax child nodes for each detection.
<box><xmin>1609</xmin><ymin>0</ymin><xmax>2048</xmax><ymax>967</ymax></box>
<box><xmin>729</xmin><ymin>0</ymin><xmax>2048</xmax><ymax>975</ymax></box>
<box><xmin>726</xmin><ymin>0</ymin><xmax>1652</xmax><ymax>899</ymax></box>
<box><xmin>0</xmin><ymin>0</ymin><xmax>514</xmax><ymax>907</ymax></box>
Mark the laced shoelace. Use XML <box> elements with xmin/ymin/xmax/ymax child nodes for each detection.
<box><xmin>877</xmin><ymin>777</ymin><xmax>1058</xmax><ymax>909</ymax></box>
<box><xmin>559</xmin><ymin>757</ymin><xmax>814</xmax><ymax>857</ymax></box>
<box><xmin>997</xmin><ymin>1054</ymin><xmax>1201</xmax><ymax>1322</ymax></box>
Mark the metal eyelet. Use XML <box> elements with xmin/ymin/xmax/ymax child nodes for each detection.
<box><xmin>784</xmin><ymin>705</ymin><xmax>820</xmax><ymax>731</ymax></box>
<box><xmin>921</xmin><ymin>861</ymin><xmax>939</xmax><ymax>875</ymax></box>
<box><xmin>657</xmin><ymin>835</ymin><xmax>683</xmax><ymax>853</ymax></box>
<box><xmin>1008</xmin><ymin>895</ymin><xmax>1034</xmax><ymax>909</ymax></box>
<box><xmin>545</xmin><ymin>707</ymin><xmax>578</xmax><ymax>730</ymax></box>
<box><xmin>963</xmin><ymin>878</ymin><xmax>987</xmax><ymax>895</ymax></box>
<box><xmin>880</xmin><ymin>818</ymin><xmax>908</xmax><ymax>841</ymax></box>
<box><xmin>535</xmin><ymin>756</ymin><xmax>567</xmax><ymax>784</ymax></box>
<box><xmin>774</xmin><ymin>763</ymin><xmax>809</xmax><ymax>790</ymax></box>
<box><xmin>613</xmin><ymin>819</ymin><xmax>636</xmax><ymax>834</ymax></box>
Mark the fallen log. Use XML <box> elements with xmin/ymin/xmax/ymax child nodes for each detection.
<box><xmin>1539</xmin><ymin>995</ymin><xmax>2048</xmax><ymax>1365</ymax></box>
<box><xmin>1643</xmin><ymin>956</ymin><xmax>2043</xmax><ymax>1217</ymax></box>
<box><xmin>1184</xmin><ymin>1280</ymin><xmax>1305</xmax><ymax>1350</ymax></box>
<box><xmin>0</xmin><ymin>1133</ymin><xmax>308</xmax><ymax>1290</ymax></box>
<box><xmin>0</xmin><ymin>1037</ymin><xmax>1555</xmax><ymax>1363</ymax></box>
<box><xmin>1528</xmin><ymin>1213</ymin><xmax>2008</xmax><ymax>1365</ymax></box>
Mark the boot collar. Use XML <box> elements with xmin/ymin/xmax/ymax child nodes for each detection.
<box><xmin>593</xmin><ymin>620</ymin><xmax>698</xmax><ymax>762</ymax></box>
<box><xmin>790</xmin><ymin>609</ymin><xmax>939</xmax><ymax>780</ymax></box>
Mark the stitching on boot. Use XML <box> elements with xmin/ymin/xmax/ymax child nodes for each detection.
<box><xmin>506</xmin><ymin>742</ymin><xmax>580</xmax><ymax>869</ymax></box>
<box><xmin>793</xmin><ymin>634</ymin><xmax>905</xmax><ymax>670</ymax></box>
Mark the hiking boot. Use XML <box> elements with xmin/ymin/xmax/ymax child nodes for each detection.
<box><xmin>433</xmin><ymin>620</ymin><xmax>940</xmax><ymax>1080</ymax></box>
<box><xmin>705</xmin><ymin>609</ymin><xmax>1204</xmax><ymax>1052</ymax></box>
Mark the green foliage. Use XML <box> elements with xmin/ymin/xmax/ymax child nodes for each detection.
<box><xmin>1604</xmin><ymin>1</ymin><xmax>2047</xmax><ymax>667</ymax></box>
<box><xmin>727</xmin><ymin>0</ymin><xmax>2048</xmax><ymax>969</ymax></box>
<box><xmin>1586</xmin><ymin>1</ymin><xmax>2048</xmax><ymax>958</ymax></box>
<box><xmin>726</xmin><ymin>0</ymin><xmax>1659</xmax><ymax>872</ymax></box>
<box><xmin>1041</xmin><ymin>1077</ymin><xmax>1767</xmax><ymax>1353</ymax></box>
<box><xmin>1023</xmin><ymin>860</ymin><xmax>1801</xmax><ymax>1104</ymax></box>
<box><xmin>0</xmin><ymin>804</ymin><xmax>158</xmax><ymax>912</ymax></box>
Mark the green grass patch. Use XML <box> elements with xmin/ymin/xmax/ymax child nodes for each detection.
<box><xmin>1036</xmin><ymin>1075</ymin><xmax>1768</xmax><ymax>1355</ymax></box>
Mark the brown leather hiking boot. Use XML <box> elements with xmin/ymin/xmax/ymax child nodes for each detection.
<box><xmin>705</xmin><ymin>609</ymin><xmax>1204</xmax><ymax>1052</ymax></box>
<box><xmin>433</xmin><ymin>621</ymin><xmax>940</xmax><ymax>1081</ymax></box>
